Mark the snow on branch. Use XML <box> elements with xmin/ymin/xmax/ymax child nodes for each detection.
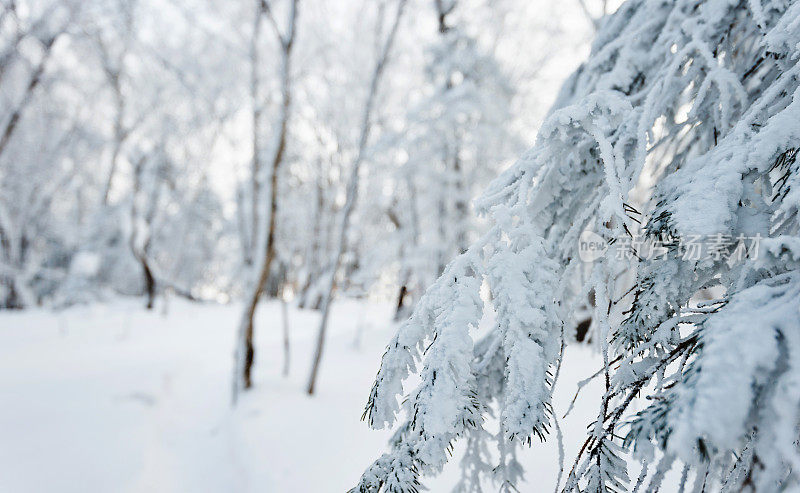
<box><xmin>356</xmin><ymin>0</ymin><xmax>800</xmax><ymax>491</ymax></box>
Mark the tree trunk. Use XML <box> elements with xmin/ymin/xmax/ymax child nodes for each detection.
<box><xmin>306</xmin><ymin>0</ymin><xmax>407</xmax><ymax>396</ymax></box>
<box><xmin>0</xmin><ymin>276</ymin><xmax>23</xmax><ymax>310</ymax></box>
<box><xmin>102</xmin><ymin>75</ymin><xmax>124</xmax><ymax>205</ymax></box>
<box><xmin>394</xmin><ymin>176</ymin><xmax>422</xmax><ymax>318</ymax></box>
<box><xmin>141</xmin><ymin>255</ymin><xmax>156</xmax><ymax>310</ymax></box>
<box><xmin>232</xmin><ymin>0</ymin><xmax>298</xmax><ymax>403</ymax></box>
<box><xmin>298</xmin><ymin>166</ymin><xmax>325</xmax><ymax>309</ymax></box>
<box><xmin>248</xmin><ymin>1</ymin><xmax>265</xmax><ymax>265</ymax></box>
<box><xmin>393</xmin><ymin>283</ymin><xmax>409</xmax><ymax>321</ymax></box>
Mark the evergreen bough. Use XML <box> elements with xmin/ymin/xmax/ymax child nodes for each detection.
<box><xmin>353</xmin><ymin>0</ymin><xmax>800</xmax><ymax>491</ymax></box>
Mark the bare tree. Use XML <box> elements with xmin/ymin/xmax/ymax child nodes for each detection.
<box><xmin>0</xmin><ymin>30</ymin><xmax>64</xmax><ymax>159</ymax></box>
<box><xmin>127</xmin><ymin>154</ymin><xmax>157</xmax><ymax>309</ymax></box>
<box><xmin>242</xmin><ymin>0</ymin><xmax>267</xmax><ymax>267</ymax></box>
<box><xmin>233</xmin><ymin>0</ymin><xmax>299</xmax><ymax>402</ymax></box>
<box><xmin>306</xmin><ymin>0</ymin><xmax>408</xmax><ymax>396</ymax></box>
<box><xmin>97</xmin><ymin>1</ymin><xmax>136</xmax><ymax>206</ymax></box>
<box><xmin>0</xmin><ymin>8</ymin><xmax>72</xmax><ymax>309</ymax></box>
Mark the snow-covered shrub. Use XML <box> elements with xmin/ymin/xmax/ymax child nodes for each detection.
<box><xmin>353</xmin><ymin>0</ymin><xmax>800</xmax><ymax>491</ymax></box>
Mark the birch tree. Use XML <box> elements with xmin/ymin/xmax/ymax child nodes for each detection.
<box><xmin>233</xmin><ymin>0</ymin><xmax>299</xmax><ymax>401</ymax></box>
<box><xmin>306</xmin><ymin>0</ymin><xmax>408</xmax><ymax>395</ymax></box>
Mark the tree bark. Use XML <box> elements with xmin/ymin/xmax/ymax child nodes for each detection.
<box><xmin>233</xmin><ymin>0</ymin><xmax>298</xmax><ymax>403</ymax></box>
<box><xmin>140</xmin><ymin>254</ymin><xmax>156</xmax><ymax>310</ymax></box>
<box><xmin>393</xmin><ymin>283</ymin><xmax>409</xmax><ymax>321</ymax></box>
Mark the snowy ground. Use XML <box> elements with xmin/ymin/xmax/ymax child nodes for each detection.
<box><xmin>0</xmin><ymin>298</ymin><xmax>615</xmax><ymax>492</ymax></box>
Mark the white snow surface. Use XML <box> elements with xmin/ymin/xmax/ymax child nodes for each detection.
<box><xmin>0</xmin><ymin>298</ymin><xmax>622</xmax><ymax>492</ymax></box>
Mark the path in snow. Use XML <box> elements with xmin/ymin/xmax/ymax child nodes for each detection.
<box><xmin>0</xmin><ymin>298</ymin><xmax>616</xmax><ymax>492</ymax></box>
